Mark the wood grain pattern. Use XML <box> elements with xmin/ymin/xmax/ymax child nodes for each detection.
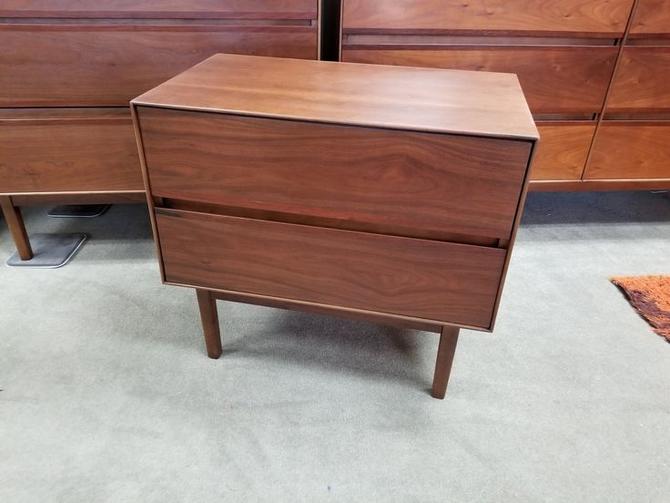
<box><xmin>629</xmin><ymin>0</ymin><xmax>670</xmax><ymax>36</ymax></box>
<box><xmin>585</xmin><ymin>122</ymin><xmax>670</xmax><ymax>179</ymax></box>
<box><xmin>607</xmin><ymin>47</ymin><xmax>670</xmax><ymax>112</ymax></box>
<box><xmin>0</xmin><ymin>0</ymin><xmax>317</xmax><ymax>19</ymax></box>
<box><xmin>156</xmin><ymin>209</ymin><xmax>507</xmax><ymax>329</ymax></box>
<box><xmin>0</xmin><ymin>108</ymin><xmax>143</xmax><ymax>194</ymax></box>
<box><xmin>138</xmin><ymin>106</ymin><xmax>531</xmax><ymax>240</ymax></box>
<box><xmin>0</xmin><ymin>26</ymin><xmax>317</xmax><ymax>107</ymax></box>
<box><xmin>342</xmin><ymin>0</ymin><xmax>635</xmax><ymax>36</ymax></box>
<box><xmin>133</xmin><ymin>53</ymin><xmax>538</xmax><ymax>140</ymax></box>
<box><xmin>342</xmin><ymin>47</ymin><xmax>617</xmax><ymax>115</ymax></box>
<box><xmin>532</xmin><ymin>122</ymin><xmax>596</xmax><ymax>180</ymax></box>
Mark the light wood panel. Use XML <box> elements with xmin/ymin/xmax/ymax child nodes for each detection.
<box><xmin>585</xmin><ymin>122</ymin><xmax>670</xmax><ymax>179</ymax></box>
<box><xmin>532</xmin><ymin>122</ymin><xmax>596</xmax><ymax>180</ymax></box>
<box><xmin>0</xmin><ymin>26</ymin><xmax>318</xmax><ymax>107</ymax></box>
<box><xmin>0</xmin><ymin>108</ymin><xmax>143</xmax><ymax>193</ymax></box>
<box><xmin>156</xmin><ymin>209</ymin><xmax>507</xmax><ymax>329</ymax></box>
<box><xmin>607</xmin><ymin>47</ymin><xmax>670</xmax><ymax>113</ymax></box>
<box><xmin>138</xmin><ymin>106</ymin><xmax>531</xmax><ymax>240</ymax></box>
<box><xmin>133</xmin><ymin>54</ymin><xmax>539</xmax><ymax>140</ymax></box>
<box><xmin>629</xmin><ymin>0</ymin><xmax>670</xmax><ymax>37</ymax></box>
<box><xmin>341</xmin><ymin>47</ymin><xmax>617</xmax><ymax>115</ymax></box>
<box><xmin>342</xmin><ymin>0</ymin><xmax>635</xmax><ymax>36</ymax></box>
<box><xmin>0</xmin><ymin>0</ymin><xmax>317</xmax><ymax>19</ymax></box>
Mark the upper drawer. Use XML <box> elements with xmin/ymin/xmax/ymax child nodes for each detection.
<box><xmin>342</xmin><ymin>47</ymin><xmax>617</xmax><ymax>115</ymax></box>
<box><xmin>607</xmin><ymin>47</ymin><xmax>670</xmax><ymax>113</ymax></box>
<box><xmin>630</xmin><ymin>0</ymin><xmax>670</xmax><ymax>37</ymax></box>
<box><xmin>0</xmin><ymin>1</ymin><xmax>317</xmax><ymax>19</ymax></box>
<box><xmin>156</xmin><ymin>209</ymin><xmax>507</xmax><ymax>329</ymax></box>
<box><xmin>0</xmin><ymin>25</ymin><xmax>317</xmax><ymax>106</ymax></box>
<box><xmin>137</xmin><ymin>106</ymin><xmax>532</xmax><ymax>241</ymax></box>
<box><xmin>0</xmin><ymin>108</ymin><xmax>143</xmax><ymax>194</ymax></box>
<box><xmin>342</xmin><ymin>0</ymin><xmax>634</xmax><ymax>37</ymax></box>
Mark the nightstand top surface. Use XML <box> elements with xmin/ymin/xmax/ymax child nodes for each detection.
<box><xmin>133</xmin><ymin>53</ymin><xmax>538</xmax><ymax>141</ymax></box>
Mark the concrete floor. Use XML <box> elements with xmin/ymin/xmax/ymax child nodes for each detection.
<box><xmin>1</xmin><ymin>191</ymin><xmax>669</xmax><ymax>502</ymax></box>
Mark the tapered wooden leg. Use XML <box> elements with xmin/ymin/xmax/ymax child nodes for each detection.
<box><xmin>0</xmin><ymin>196</ymin><xmax>33</xmax><ymax>261</ymax></box>
<box><xmin>196</xmin><ymin>289</ymin><xmax>222</xmax><ymax>359</ymax></box>
<box><xmin>431</xmin><ymin>326</ymin><xmax>460</xmax><ymax>399</ymax></box>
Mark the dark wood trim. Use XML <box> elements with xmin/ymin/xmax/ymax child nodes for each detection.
<box><xmin>9</xmin><ymin>191</ymin><xmax>145</xmax><ymax>206</ymax></box>
<box><xmin>530</xmin><ymin>179</ymin><xmax>670</xmax><ymax>192</ymax></box>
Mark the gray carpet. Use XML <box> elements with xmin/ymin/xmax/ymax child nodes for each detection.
<box><xmin>1</xmin><ymin>191</ymin><xmax>669</xmax><ymax>502</ymax></box>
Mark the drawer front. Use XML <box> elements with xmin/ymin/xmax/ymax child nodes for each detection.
<box><xmin>342</xmin><ymin>0</ymin><xmax>634</xmax><ymax>36</ymax></box>
<box><xmin>156</xmin><ymin>210</ymin><xmax>507</xmax><ymax>329</ymax></box>
<box><xmin>585</xmin><ymin>122</ymin><xmax>670</xmax><ymax>179</ymax></box>
<box><xmin>0</xmin><ymin>1</ymin><xmax>317</xmax><ymax>19</ymax></box>
<box><xmin>342</xmin><ymin>47</ymin><xmax>617</xmax><ymax>115</ymax></box>
<box><xmin>630</xmin><ymin>0</ymin><xmax>670</xmax><ymax>37</ymax></box>
<box><xmin>0</xmin><ymin>109</ymin><xmax>143</xmax><ymax>194</ymax></box>
<box><xmin>138</xmin><ymin>107</ymin><xmax>531</xmax><ymax>241</ymax></box>
<box><xmin>607</xmin><ymin>48</ymin><xmax>670</xmax><ymax>113</ymax></box>
<box><xmin>0</xmin><ymin>25</ymin><xmax>317</xmax><ymax>107</ymax></box>
<box><xmin>532</xmin><ymin>122</ymin><xmax>596</xmax><ymax>180</ymax></box>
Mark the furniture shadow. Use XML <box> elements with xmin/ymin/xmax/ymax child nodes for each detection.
<box><xmin>221</xmin><ymin>307</ymin><xmax>431</xmax><ymax>388</ymax></box>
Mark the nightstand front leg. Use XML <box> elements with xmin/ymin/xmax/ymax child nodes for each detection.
<box><xmin>0</xmin><ymin>196</ymin><xmax>33</xmax><ymax>261</ymax></box>
<box><xmin>431</xmin><ymin>326</ymin><xmax>460</xmax><ymax>399</ymax></box>
<box><xmin>196</xmin><ymin>289</ymin><xmax>222</xmax><ymax>359</ymax></box>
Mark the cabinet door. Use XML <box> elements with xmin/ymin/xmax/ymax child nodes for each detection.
<box><xmin>607</xmin><ymin>47</ymin><xmax>670</xmax><ymax>113</ymax></box>
<box><xmin>629</xmin><ymin>0</ymin><xmax>670</xmax><ymax>37</ymax></box>
<box><xmin>0</xmin><ymin>24</ymin><xmax>318</xmax><ymax>106</ymax></box>
<box><xmin>0</xmin><ymin>0</ymin><xmax>317</xmax><ymax>19</ymax></box>
<box><xmin>342</xmin><ymin>47</ymin><xmax>616</xmax><ymax>115</ymax></box>
<box><xmin>532</xmin><ymin>123</ymin><xmax>596</xmax><ymax>180</ymax></box>
<box><xmin>342</xmin><ymin>0</ymin><xmax>634</xmax><ymax>36</ymax></box>
<box><xmin>585</xmin><ymin>122</ymin><xmax>670</xmax><ymax>180</ymax></box>
<box><xmin>0</xmin><ymin>109</ymin><xmax>143</xmax><ymax>193</ymax></box>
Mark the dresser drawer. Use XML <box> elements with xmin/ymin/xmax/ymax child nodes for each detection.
<box><xmin>342</xmin><ymin>47</ymin><xmax>616</xmax><ymax>115</ymax></box>
<box><xmin>607</xmin><ymin>47</ymin><xmax>670</xmax><ymax>113</ymax></box>
<box><xmin>585</xmin><ymin>122</ymin><xmax>670</xmax><ymax>180</ymax></box>
<box><xmin>0</xmin><ymin>108</ymin><xmax>143</xmax><ymax>194</ymax></box>
<box><xmin>531</xmin><ymin>122</ymin><xmax>596</xmax><ymax>180</ymax></box>
<box><xmin>0</xmin><ymin>0</ymin><xmax>317</xmax><ymax>19</ymax></box>
<box><xmin>342</xmin><ymin>0</ymin><xmax>634</xmax><ymax>36</ymax></box>
<box><xmin>156</xmin><ymin>209</ymin><xmax>507</xmax><ymax>329</ymax></box>
<box><xmin>138</xmin><ymin>106</ymin><xmax>531</xmax><ymax>241</ymax></box>
<box><xmin>630</xmin><ymin>0</ymin><xmax>670</xmax><ymax>37</ymax></box>
<box><xmin>0</xmin><ymin>24</ymin><xmax>317</xmax><ymax>107</ymax></box>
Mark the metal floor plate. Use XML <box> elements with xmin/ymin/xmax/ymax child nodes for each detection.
<box><xmin>6</xmin><ymin>233</ymin><xmax>87</xmax><ymax>269</ymax></box>
<box><xmin>48</xmin><ymin>205</ymin><xmax>110</xmax><ymax>218</ymax></box>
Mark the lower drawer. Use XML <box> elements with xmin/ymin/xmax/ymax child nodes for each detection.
<box><xmin>585</xmin><ymin>121</ymin><xmax>670</xmax><ymax>180</ymax></box>
<box><xmin>156</xmin><ymin>209</ymin><xmax>507</xmax><ymax>329</ymax></box>
<box><xmin>532</xmin><ymin>122</ymin><xmax>596</xmax><ymax>181</ymax></box>
<box><xmin>0</xmin><ymin>108</ymin><xmax>143</xmax><ymax>194</ymax></box>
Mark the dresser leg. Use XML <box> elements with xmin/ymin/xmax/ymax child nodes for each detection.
<box><xmin>196</xmin><ymin>289</ymin><xmax>222</xmax><ymax>359</ymax></box>
<box><xmin>0</xmin><ymin>196</ymin><xmax>33</xmax><ymax>261</ymax></box>
<box><xmin>431</xmin><ymin>326</ymin><xmax>460</xmax><ymax>399</ymax></box>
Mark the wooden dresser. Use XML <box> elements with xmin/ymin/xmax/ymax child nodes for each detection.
<box><xmin>340</xmin><ymin>0</ymin><xmax>670</xmax><ymax>191</ymax></box>
<box><xmin>0</xmin><ymin>0</ymin><xmax>320</xmax><ymax>262</ymax></box>
<box><xmin>132</xmin><ymin>54</ymin><xmax>538</xmax><ymax>398</ymax></box>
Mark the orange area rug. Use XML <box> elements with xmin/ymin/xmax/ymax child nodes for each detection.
<box><xmin>611</xmin><ymin>276</ymin><xmax>670</xmax><ymax>343</ymax></box>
